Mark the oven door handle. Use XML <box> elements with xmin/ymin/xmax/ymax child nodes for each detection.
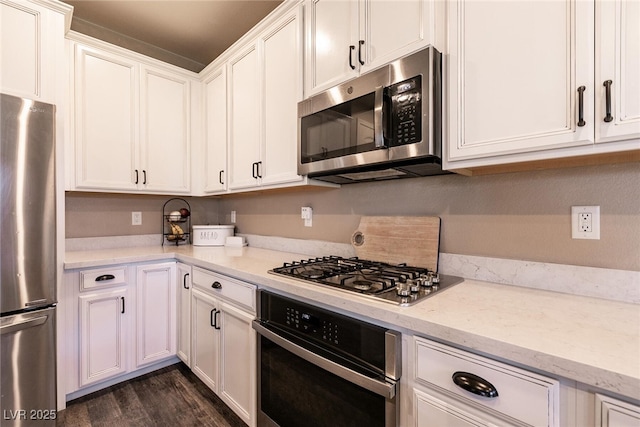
<box><xmin>253</xmin><ymin>321</ymin><xmax>396</xmax><ymax>399</ymax></box>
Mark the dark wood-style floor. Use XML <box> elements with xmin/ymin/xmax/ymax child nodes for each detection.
<box><xmin>56</xmin><ymin>363</ymin><xmax>247</xmax><ymax>427</ymax></box>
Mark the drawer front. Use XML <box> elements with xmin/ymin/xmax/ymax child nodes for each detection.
<box><xmin>415</xmin><ymin>337</ymin><xmax>559</xmax><ymax>426</ymax></box>
<box><xmin>192</xmin><ymin>267</ymin><xmax>255</xmax><ymax>312</ymax></box>
<box><xmin>80</xmin><ymin>267</ymin><xmax>127</xmax><ymax>291</ymax></box>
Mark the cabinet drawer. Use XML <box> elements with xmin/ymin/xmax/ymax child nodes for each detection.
<box><xmin>414</xmin><ymin>337</ymin><xmax>559</xmax><ymax>426</ymax></box>
<box><xmin>80</xmin><ymin>267</ymin><xmax>127</xmax><ymax>291</ymax></box>
<box><xmin>192</xmin><ymin>267</ymin><xmax>255</xmax><ymax>312</ymax></box>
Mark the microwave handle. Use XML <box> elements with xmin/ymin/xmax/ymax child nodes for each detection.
<box><xmin>374</xmin><ymin>86</ymin><xmax>386</xmax><ymax>148</ymax></box>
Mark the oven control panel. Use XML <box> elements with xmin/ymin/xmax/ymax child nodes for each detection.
<box><xmin>388</xmin><ymin>75</ymin><xmax>422</xmax><ymax>147</ymax></box>
<box><xmin>286</xmin><ymin>307</ymin><xmax>340</xmax><ymax>344</ymax></box>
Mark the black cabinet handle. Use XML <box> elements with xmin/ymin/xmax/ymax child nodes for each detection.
<box><xmin>183</xmin><ymin>273</ymin><xmax>190</xmax><ymax>289</ymax></box>
<box><xmin>210</xmin><ymin>308</ymin><xmax>216</xmax><ymax>327</ymax></box>
<box><xmin>251</xmin><ymin>162</ymin><xmax>257</xmax><ymax>179</ymax></box>
<box><xmin>95</xmin><ymin>274</ymin><xmax>115</xmax><ymax>282</ymax></box>
<box><xmin>603</xmin><ymin>80</ymin><xmax>613</xmax><ymax>122</ymax></box>
<box><xmin>349</xmin><ymin>45</ymin><xmax>356</xmax><ymax>70</ymax></box>
<box><xmin>358</xmin><ymin>40</ymin><xmax>365</xmax><ymax>65</ymax></box>
<box><xmin>256</xmin><ymin>161</ymin><xmax>262</xmax><ymax>178</ymax></box>
<box><xmin>577</xmin><ymin>86</ymin><xmax>586</xmax><ymax>127</ymax></box>
<box><xmin>121</xmin><ymin>297</ymin><xmax>125</xmax><ymax>314</ymax></box>
<box><xmin>143</xmin><ymin>170</ymin><xmax>147</xmax><ymax>185</ymax></box>
<box><xmin>452</xmin><ymin>371</ymin><xmax>499</xmax><ymax>398</ymax></box>
<box><xmin>211</xmin><ymin>281</ymin><xmax>222</xmax><ymax>289</ymax></box>
<box><xmin>219</xmin><ymin>170</ymin><xmax>224</xmax><ymax>185</ymax></box>
<box><xmin>213</xmin><ymin>309</ymin><xmax>221</xmax><ymax>330</ymax></box>
<box><xmin>134</xmin><ymin>169</ymin><xmax>139</xmax><ymax>184</ymax></box>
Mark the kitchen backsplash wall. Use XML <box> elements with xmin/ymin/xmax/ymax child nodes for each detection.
<box><xmin>65</xmin><ymin>162</ymin><xmax>640</xmax><ymax>271</ymax></box>
<box><xmin>65</xmin><ymin>193</ymin><xmax>220</xmax><ymax>238</ymax></box>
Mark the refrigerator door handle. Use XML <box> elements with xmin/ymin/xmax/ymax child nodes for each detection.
<box><xmin>0</xmin><ymin>315</ymin><xmax>48</xmax><ymax>335</ymax></box>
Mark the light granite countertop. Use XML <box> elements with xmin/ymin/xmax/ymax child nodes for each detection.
<box><xmin>64</xmin><ymin>245</ymin><xmax>640</xmax><ymax>401</ymax></box>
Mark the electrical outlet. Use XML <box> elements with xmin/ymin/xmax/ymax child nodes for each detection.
<box><xmin>572</xmin><ymin>206</ymin><xmax>600</xmax><ymax>239</ymax></box>
<box><xmin>301</xmin><ymin>207</ymin><xmax>313</xmax><ymax>227</ymax></box>
<box><xmin>132</xmin><ymin>211</ymin><xmax>142</xmax><ymax>226</ymax></box>
<box><xmin>230</xmin><ymin>210</ymin><xmax>236</xmax><ymax>223</ymax></box>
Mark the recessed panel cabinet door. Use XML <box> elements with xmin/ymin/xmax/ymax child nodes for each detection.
<box><xmin>191</xmin><ymin>289</ymin><xmax>219</xmax><ymax>392</ymax></box>
<box><xmin>229</xmin><ymin>45</ymin><xmax>261</xmax><ymax>190</ymax></box>
<box><xmin>79</xmin><ymin>288</ymin><xmax>128</xmax><ymax>386</ymax></box>
<box><xmin>136</xmin><ymin>263</ymin><xmax>176</xmax><ymax>367</ymax></box>
<box><xmin>305</xmin><ymin>0</ymin><xmax>358</xmax><ymax>95</ymax></box>
<box><xmin>141</xmin><ymin>67</ymin><xmax>191</xmax><ymax>193</ymax></box>
<box><xmin>448</xmin><ymin>0</ymin><xmax>594</xmax><ymax>161</ymax></box>
<box><xmin>262</xmin><ymin>10</ymin><xmax>303</xmax><ymax>186</ymax></box>
<box><xmin>176</xmin><ymin>263</ymin><xmax>192</xmax><ymax>366</ymax></box>
<box><xmin>218</xmin><ymin>302</ymin><xmax>256</xmax><ymax>426</ymax></box>
<box><xmin>74</xmin><ymin>46</ymin><xmax>139</xmax><ymax>191</ymax></box>
<box><xmin>203</xmin><ymin>67</ymin><xmax>228</xmax><ymax>193</ymax></box>
<box><xmin>596</xmin><ymin>0</ymin><xmax>640</xmax><ymax>142</ymax></box>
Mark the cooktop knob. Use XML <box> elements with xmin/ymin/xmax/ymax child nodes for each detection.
<box><xmin>408</xmin><ymin>279</ymin><xmax>420</xmax><ymax>293</ymax></box>
<box><xmin>396</xmin><ymin>283</ymin><xmax>412</xmax><ymax>297</ymax></box>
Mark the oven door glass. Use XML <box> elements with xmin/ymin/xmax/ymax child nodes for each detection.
<box><xmin>259</xmin><ymin>335</ymin><xmax>388</xmax><ymax>427</ymax></box>
<box><xmin>300</xmin><ymin>92</ymin><xmax>379</xmax><ymax>164</ymax></box>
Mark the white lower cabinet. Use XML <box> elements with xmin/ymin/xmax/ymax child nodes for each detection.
<box><xmin>78</xmin><ymin>286</ymin><xmax>128</xmax><ymax>387</ymax></box>
<box><xmin>176</xmin><ymin>262</ymin><xmax>192</xmax><ymax>366</ymax></box>
<box><xmin>411</xmin><ymin>336</ymin><xmax>560</xmax><ymax>427</ymax></box>
<box><xmin>64</xmin><ymin>262</ymin><xmax>178</xmax><ymax>397</ymax></box>
<box><xmin>135</xmin><ymin>262</ymin><xmax>177</xmax><ymax>367</ymax></box>
<box><xmin>190</xmin><ymin>266</ymin><xmax>257</xmax><ymax>427</ymax></box>
<box><xmin>596</xmin><ymin>394</ymin><xmax>640</xmax><ymax>427</ymax></box>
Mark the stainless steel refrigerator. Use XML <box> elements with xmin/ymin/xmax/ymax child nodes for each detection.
<box><xmin>1</xmin><ymin>93</ymin><xmax>57</xmax><ymax>426</ymax></box>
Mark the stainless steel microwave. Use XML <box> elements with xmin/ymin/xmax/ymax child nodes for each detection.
<box><xmin>298</xmin><ymin>46</ymin><xmax>444</xmax><ymax>184</ymax></box>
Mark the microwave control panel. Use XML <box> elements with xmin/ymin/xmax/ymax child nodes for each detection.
<box><xmin>388</xmin><ymin>76</ymin><xmax>422</xmax><ymax>146</ymax></box>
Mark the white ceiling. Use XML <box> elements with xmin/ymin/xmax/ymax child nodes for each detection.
<box><xmin>64</xmin><ymin>0</ymin><xmax>284</xmax><ymax>72</ymax></box>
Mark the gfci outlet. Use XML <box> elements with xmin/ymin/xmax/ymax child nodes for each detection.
<box><xmin>572</xmin><ymin>206</ymin><xmax>600</xmax><ymax>239</ymax></box>
<box><xmin>301</xmin><ymin>207</ymin><xmax>313</xmax><ymax>227</ymax></box>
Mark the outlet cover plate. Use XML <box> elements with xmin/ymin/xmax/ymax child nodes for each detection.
<box><xmin>572</xmin><ymin>206</ymin><xmax>600</xmax><ymax>239</ymax></box>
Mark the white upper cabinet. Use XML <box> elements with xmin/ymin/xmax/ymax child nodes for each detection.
<box><xmin>70</xmin><ymin>35</ymin><xmax>197</xmax><ymax>194</ymax></box>
<box><xmin>228</xmin><ymin>6</ymin><xmax>304</xmax><ymax>191</ymax></box>
<box><xmin>202</xmin><ymin>66</ymin><xmax>228</xmax><ymax>194</ymax></box>
<box><xmin>140</xmin><ymin>66</ymin><xmax>191</xmax><ymax>193</ymax></box>
<box><xmin>446</xmin><ymin>0</ymin><xmax>640</xmax><ymax>171</ymax></box>
<box><xmin>596</xmin><ymin>0</ymin><xmax>640</xmax><ymax>143</ymax></box>
<box><xmin>0</xmin><ymin>0</ymin><xmax>72</xmax><ymax>103</ymax></box>
<box><xmin>447</xmin><ymin>0</ymin><xmax>594</xmax><ymax>162</ymax></box>
<box><xmin>74</xmin><ymin>45</ymin><xmax>139</xmax><ymax>191</ymax></box>
<box><xmin>304</xmin><ymin>0</ymin><xmax>435</xmax><ymax>96</ymax></box>
<box><xmin>229</xmin><ymin>44</ymin><xmax>262</xmax><ymax>190</ymax></box>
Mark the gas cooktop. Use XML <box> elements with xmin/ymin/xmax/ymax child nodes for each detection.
<box><xmin>269</xmin><ymin>256</ymin><xmax>462</xmax><ymax>306</ymax></box>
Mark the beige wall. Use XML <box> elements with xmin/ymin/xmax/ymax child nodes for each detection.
<box><xmin>65</xmin><ymin>193</ymin><xmax>220</xmax><ymax>238</ymax></box>
<box><xmin>65</xmin><ymin>162</ymin><xmax>640</xmax><ymax>271</ymax></box>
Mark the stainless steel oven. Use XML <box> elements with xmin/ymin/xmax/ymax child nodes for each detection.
<box><xmin>253</xmin><ymin>290</ymin><xmax>401</xmax><ymax>427</ymax></box>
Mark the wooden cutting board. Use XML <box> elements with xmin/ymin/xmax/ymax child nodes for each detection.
<box><xmin>351</xmin><ymin>216</ymin><xmax>441</xmax><ymax>271</ymax></box>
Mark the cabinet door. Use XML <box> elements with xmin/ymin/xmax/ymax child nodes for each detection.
<box><xmin>361</xmin><ymin>0</ymin><xmax>431</xmax><ymax>73</ymax></box>
<box><xmin>74</xmin><ymin>45</ymin><xmax>139</xmax><ymax>191</ymax></box>
<box><xmin>304</xmin><ymin>0</ymin><xmax>359</xmax><ymax>95</ymax></box>
<box><xmin>136</xmin><ymin>263</ymin><xmax>176</xmax><ymax>367</ymax></box>
<box><xmin>218</xmin><ymin>302</ymin><xmax>256</xmax><ymax>426</ymax></box>
<box><xmin>79</xmin><ymin>288</ymin><xmax>128</xmax><ymax>386</ymax></box>
<box><xmin>176</xmin><ymin>262</ymin><xmax>191</xmax><ymax>366</ymax></box>
<box><xmin>596</xmin><ymin>0</ymin><xmax>640</xmax><ymax>142</ymax></box>
<box><xmin>447</xmin><ymin>0</ymin><xmax>594</xmax><ymax>161</ymax></box>
<box><xmin>229</xmin><ymin>45</ymin><xmax>261</xmax><ymax>190</ymax></box>
<box><xmin>0</xmin><ymin>0</ymin><xmax>67</xmax><ymax>102</ymax></box>
<box><xmin>203</xmin><ymin>67</ymin><xmax>228</xmax><ymax>193</ymax></box>
<box><xmin>261</xmin><ymin>8</ymin><xmax>303</xmax><ymax>186</ymax></box>
<box><xmin>140</xmin><ymin>67</ymin><xmax>191</xmax><ymax>193</ymax></box>
<box><xmin>414</xmin><ymin>389</ymin><xmax>496</xmax><ymax>427</ymax></box>
<box><xmin>191</xmin><ymin>289</ymin><xmax>219</xmax><ymax>392</ymax></box>
<box><xmin>596</xmin><ymin>394</ymin><xmax>640</xmax><ymax>427</ymax></box>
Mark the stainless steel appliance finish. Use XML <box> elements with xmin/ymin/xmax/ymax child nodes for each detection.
<box><xmin>269</xmin><ymin>256</ymin><xmax>462</xmax><ymax>306</ymax></box>
<box><xmin>253</xmin><ymin>290</ymin><xmax>401</xmax><ymax>427</ymax></box>
<box><xmin>298</xmin><ymin>46</ymin><xmax>443</xmax><ymax>183</ymax></box>
<box><xmin>1</xmin><ymin>93</ymin><xmax>57</xmax><ymax>425</ymax></box>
